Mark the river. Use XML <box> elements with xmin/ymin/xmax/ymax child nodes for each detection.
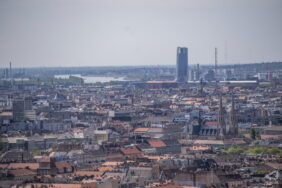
<box><xmin>54</xmin><ymin>74</ymin><xmax>128</xmax><ymax>83</ymax></box>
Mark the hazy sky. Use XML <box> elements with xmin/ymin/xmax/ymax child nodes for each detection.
<box><xmin>0</xmin><ymin>0</ymin><xmax>282</xmax><ymax>68</ymax></box>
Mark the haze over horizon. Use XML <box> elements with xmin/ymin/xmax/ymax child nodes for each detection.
<box><xmin>0</xmin><ymin>0</ymin><xmax>282</xmax><ymax>68</ymax></box>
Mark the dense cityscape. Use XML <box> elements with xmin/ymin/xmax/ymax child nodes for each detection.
<box><xmin>1</xmin><ymin>0</ymin><xmax>282</xmax><ymax>187</ymax></box>
<box><xmin>0</xmin><ymin>47</ymin><xmax>282</xmax><ymax>188</ymax></box>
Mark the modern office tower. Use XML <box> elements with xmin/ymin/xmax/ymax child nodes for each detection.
<box><xmin>214</xmin><ymin>48</ymin><xmax>218</xmax><ymax>81</ymax></box>
<box><xmin>12</xmin><ymin>99</ymin><xmax>25</xmax><ymax>122</ymax></box>
<box><xmin>176</xmin><ymin>47</ymin><xmax>188</xmax><ymax>83</ymax></box>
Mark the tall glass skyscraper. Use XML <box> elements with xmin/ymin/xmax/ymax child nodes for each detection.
<box><xmin>176</xmin><ymin>47</ymin><xmax>188</xmax><ymax>83</ymax></box>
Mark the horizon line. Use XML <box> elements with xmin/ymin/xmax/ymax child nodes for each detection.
<box><xmin>0</xmin><ymin>61</ymin><xmax>282</xmax><ymax>69</ymax></box>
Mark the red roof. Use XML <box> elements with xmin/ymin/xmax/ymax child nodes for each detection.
<box><xmin>134</xmin><ymin>127</ymin><xmax>149</xmax><ymax>133</ymax></box>
<box><xmin>204</xmin><ymin>121</ymin><xmax>218</xmax><ymax>126</ymax></box>
<box><xmin>98</xmin><ymin>166</ymin><xmax>114</xmax><ymax>172</ymax></box>
<box><xmin>120</xmin><ymin>146</ymin><xmax>141</xmax><ymax>155</ymax></box>
<box><xmin>9</xmin><ymin>168</ymin><xmax>36</xmax><ymax>176</ymax></box>
<box><xmin>148</xmin><ymin>140</ymin><xmax>166</xmax><ymax>148</ymax></box>
<box><xmin>261</xmin><ymin>134</ymin><xmax>282</xmax><ymax>140</ymax></box>
<box><xmin>55</xmin><ymin>162</ymin><xmax>73</xmax><ymax>169</ymax></box>
<box><xmin>8</xmin><ymin>163</ymin><xmax>39</xmax><ymax>170</ymax></box>
<box><xmin>0</xmin><ymin>164</ymin><xmax>8</xmax><ymax>169</ymax></box>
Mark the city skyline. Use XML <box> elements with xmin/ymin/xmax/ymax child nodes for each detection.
<box><xmin>1</xmin><ymin>1</ymin><xmax>282</xmax><ymax>187</ymax></box>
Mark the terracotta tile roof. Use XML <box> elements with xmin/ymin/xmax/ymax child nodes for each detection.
<box><xmin>81</xmin><ymin>183</ymin><xmax>98</xmax><ymax>188</ymax></box>
<box><xmin>143</xmin><ymin>155</ymin><xmax>167</xmax><ymax>160</ymax></box>
<box><xmin>148</xmin><ymin>140</ymin><xmax>166</xmax><ymax>148</ymax></box>
<box><xmin>8</xmin><ymin>163</ymin><xmax>39</xmax><ymax>170</ymax></box>
<box><xmin>98</xmin><ymin>166</ymin><xmax>114</xmax><ymax>172</ymax></box>
<box><xmin>0</xmin><ymin>112</ymin><xmax>12</xmax><ymax>116</ymax></box>
<box><xmin>9</xmin><ymin>168</ymin><xmax>36</xmax><ymax>176</ymax></box>
<box><xmin>134</xmin><ymin>127</ymin><xmax>149</xmax><ymax>133</ymax></box>
<box><xmin>0</xmin><ymin>164</ymin><xmax>8</xmax><ymax>169</ymax></box>
<box><xmin>106</xmin><ymin>153</ymin><xmax>124</xmax><ymax>160</ymax></box>
<box><xmin>75</xmin><ymin>171</ymin><xmax>103</xmax><ymax>177</ymax></box>
<box><xmin>102</xmin><ymin>161</ymin><xmax>123</xmax><ymax>166</ymax></box>
<box><xmin>183</xmin><ymin>101</ymin><xmax>194</xmax><ymax>105</ymax></box>
<box><xmin>55</xmin><ymin>162</ymin><xmax>73</xmax><ymax>169</ymax></box>
<box><xmin>261</xmin><ymin>134</ymin><xmax>282</xmax><ymax>140</ymax></box>
<box><xmin>120</xmin><ymin>146</ymin><xmax>141</xmax><ymax>155</ymax></box>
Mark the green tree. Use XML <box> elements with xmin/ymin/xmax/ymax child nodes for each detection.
<box><xmin>0</xmin><ymin>136</ymin><xmax>3</xmax><ymax>152</ymax></box>
<box><xmin>250</xmin><ymin>128</ymin><xmax>257</xmax><ymax>139</ymax></box>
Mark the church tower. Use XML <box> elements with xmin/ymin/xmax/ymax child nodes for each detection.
<box><xmin>229</xmin><ymin>95</ymin><xmax>238</xmax><ymax>137</ymax></box>
<box><xmin>217</xmin><ymin>94</ymin><xmax>226</xmax><ymax>138</ymax></box>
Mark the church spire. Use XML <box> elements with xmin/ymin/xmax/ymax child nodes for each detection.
<box><xmin>230</xmin><ymin>94</ymin><xmax>238</xmax><ymax>136</ymax></box>
<box><xmin>217</xmin><ymin>94</ymin><xmax>226</xmax><ymax>138</ymax></box>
